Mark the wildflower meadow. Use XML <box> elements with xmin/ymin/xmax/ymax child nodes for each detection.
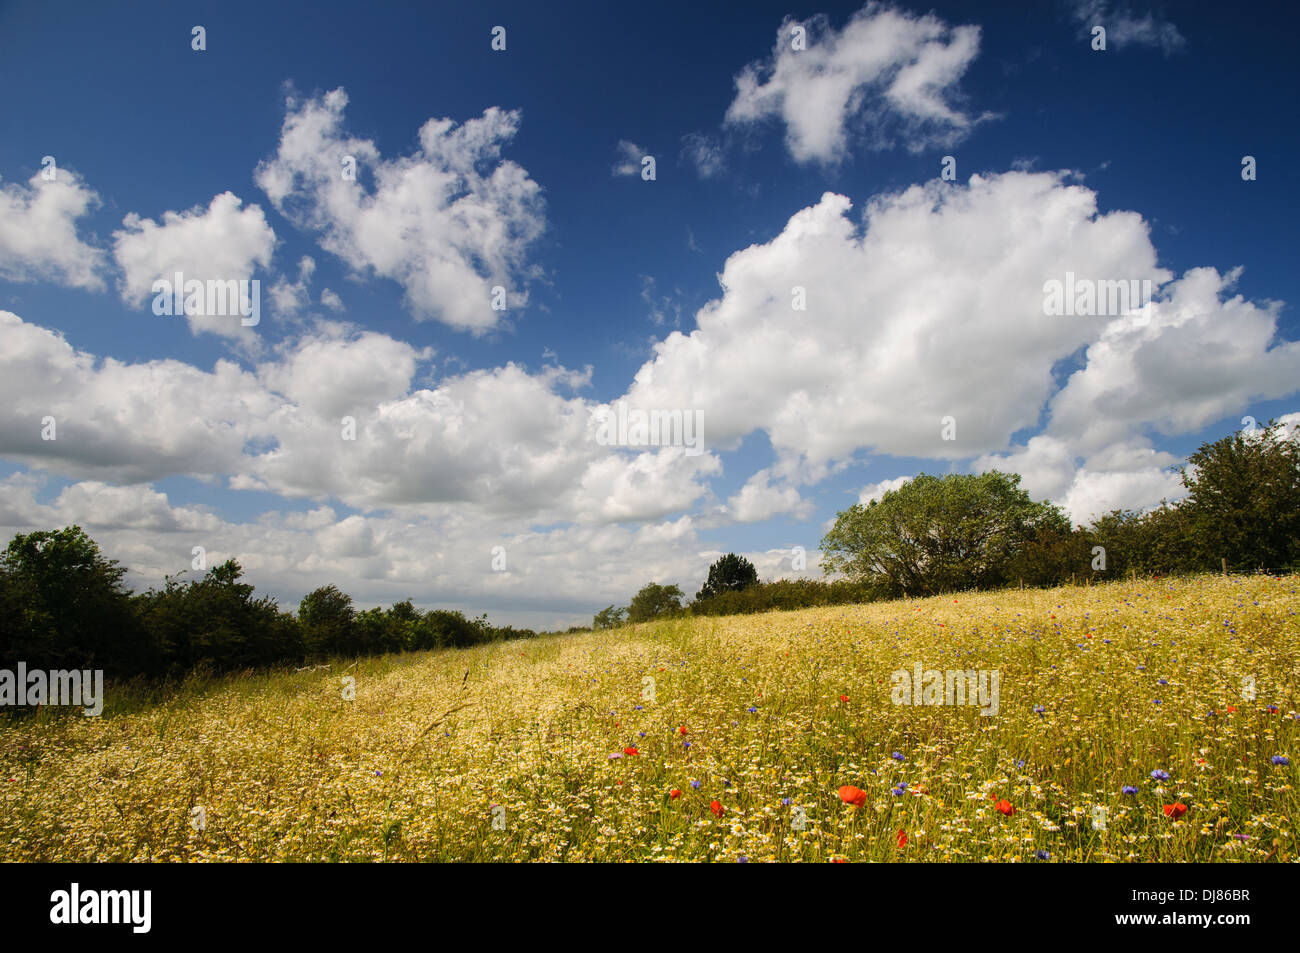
<box><xmin>2</xmin><ymin>574</ymin><xmax>1294</xmax><ymax>863</ymax></box>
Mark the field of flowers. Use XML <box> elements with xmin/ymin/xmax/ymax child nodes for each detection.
<box><xmin>1</xmin><ymin>574</ymin><xmax>1296</xmax><ymax>862</ymax></box>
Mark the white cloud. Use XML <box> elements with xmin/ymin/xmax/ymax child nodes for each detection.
<box><xmin>0</xmin><ymin>169</ymin><xmax>106</xmax><ymax>290</ymax></box>
<box><xmin>624</xmin><ymin>169</ymin><xmax>1298</xmax><ymax>523</ymax></box>
<box><xmin>112</xmin><ymin>191</ymin><xmax>276</xmax><ymax>341</ymax></box>
<box><xmin>612</xmin><ymin>140</ymin><xmax>648</xmax><ymax>177</ymax></box>
<box><xmin>726</xmin><ymin>469</ymin><xmax>812</xmax><ymax>522</ymax></box>
<box><xmin>626</xmin><ymin>171</ymin><xmax>1173</xmax><ymax>479</ymax></box>
<box><xmin>254</xmin><ymin>88</ymin><xmax>545</xmax><ymax>332</ymax></box>
<box><xmin>858</xmin><ymin>475</ymin><xmax>911</xmax><ymax>504</ymax></box>
<box><xmin>681</xmin><ymin>133</ymin><xmax>725</xmax><ymax>179</ymax></box>
<box><xmin>0</xmin><ymin>308</ymin><xmax>725</xmax><ymax>529</ymax></box>
<box><xmin>725</xmin><ymin>3</ymin><xmax>987</xmax><ymax>164</ymax></box>
<box><xmin>268</xmin><ymin>256</ymin><xmax>316</xmax><ymax>316</ymax></box>
<box><xmin>1071</xmin><ymin>1</ymin><xmax>1186</xmax><ymax>53</ymax></box>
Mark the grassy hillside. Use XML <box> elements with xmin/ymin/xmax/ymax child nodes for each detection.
<box><xmin>1</xmin><ymin>574</ymin><xmax>1296</xmax><ymax>862</ymax></box>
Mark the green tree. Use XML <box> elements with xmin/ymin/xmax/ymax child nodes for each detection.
<box><xmin>626</xmin><ymin>583</ymin><xmax>684</xmax><ymax>623</ymax></box>
<box><xmin>820</xmin><ymin>472</ymin><xmax>1070</xmax><ymax>596</ymax></box>
<box><xmin>1181</xmin><ymin>420</ymin><xmax>1300</xmax><ymax>570</ymax></box>
<box><xmin>695</xmin><ymin>553</ymin><xmax>759</xmax><ymax>601</ymax></box>
<box><xmin>592</xmin><ymin>605</ymin><xmax>627</xmax><ymax>629</ymax></box>
<box><xmin>136</xmin><ymin>558</ymin><xmax>300</xmax><ymax>671</ymax></box>
<box><xmin>0</xmin><ymin>525</ymin><xmax>156</xmax><ymax>674</ymax></box>
<box><xmin>299</xmin><ymin>585</ymin><xmax>358</xmax><ymax>656</ymax></box>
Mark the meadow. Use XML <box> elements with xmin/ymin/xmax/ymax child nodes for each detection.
<box><xmin>1</xmin><ymin>574</ymin><xmax>1296</xmax><ymax>862</ymax></box>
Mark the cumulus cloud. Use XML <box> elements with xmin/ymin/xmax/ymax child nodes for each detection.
<box><xmin>725</xmin><ymin>3</ymin><xmax>987</xmax><ymax>164</ymax></box>
<box><xmin>858</xmin><ymin>475</ymin><xmax>912</xmax><ymax>504</ymax></box>
<box><xmin>726</xmin><ymin>469</ymin><xmax>812</xmax><ymax>522</ymax></box>
<box><xmin>626</xmin><ymin>172</ymin><xmax>1168</xmax><ymax>478</ymax></box>
<box><xmin>0</xmin><ymin>308</ymin><xmax>723</xmax><ymax>528</ymax></box>
<box><xmin>254</xmin><ymin>88</ymin><xmax>545</xmax><ymax>332</ymax></box>
<box><xmin>112</xmin><ymin>191</ymin><xmax>276</xmax><ymax>341</ymax></box>
<box><xmin>1070</xmin><ymin>1</ymin><xmax>1186</xmax><ymax>53</ymax></box>
<box><xmin>623</xmin><ymin>169</ymin><xmax>1298</xmax><ymax>520</ymax></box>
<box><xmin>0</xmin><ymin>169</ymin><xmax>106</xmax><ymax>290</ymax></box>
<box><xmin>268</xmin><ymin>256</ymin><xmax>317</xmax><ymax>316</ymax></box>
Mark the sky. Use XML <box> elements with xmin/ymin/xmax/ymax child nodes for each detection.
<box><xmin>0</xmin><ymin>0</ymin><xmax>1297</xmax><ymax>629</ymax></box>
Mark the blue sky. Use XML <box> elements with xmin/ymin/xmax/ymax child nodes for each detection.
<box><xmin>1</xmin><ymin>0</ymin><xmax>1297</xmax><ymax>628</ymax></box>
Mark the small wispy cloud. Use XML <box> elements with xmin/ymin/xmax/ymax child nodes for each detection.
<box><xmin>1070</xmin><ymin>1</ymin><xmax>1186</xmax><ymax>54</ymax></box>
<box><xmin>680</xmin><ymin>132</ymin><xmax>725</xmax><ymax>179</ymax></box>
<box><xmin>612</xmin><ymin>140</ymin><xmax>647</xmax><ymax>177</ymax></box>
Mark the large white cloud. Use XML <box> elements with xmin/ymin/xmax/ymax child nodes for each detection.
<box><xmin>626</xmin><ymin>171</ymin><xmax>1171</xmax><ymax>478</ymax></box>
<box><xmin>0</xmin><ymin>309</ymin><xmax>722</xmax><ymax>528</ymax></box>
<box><xmin>0</xmin><ymin>169</ymin><xmax>106</xmax><ymax>290</ymax></box>
<box><xmin>725</xmin><ymin>2</ymin><xmax>987</xmax><ymax>164</ymax></box>
<box><xmin>112</xmin><ymin>191</ymin><xmax>276</xmax><ymax>342</ymax></box>
<box><xmin>254</xmin><ymin>88</ymin><xmax>545</xmax><ymax>332</ymax></box>
<box><xmin>624</xmin><ymin>168</ymin><xmax>1299</xmax><ymax>520</ymax></box>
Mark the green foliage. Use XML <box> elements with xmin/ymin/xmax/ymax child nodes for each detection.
<box><xmin>627</xmin><ymin>583</ymin><xmax>684</xmax><ymax>623</ymax></box>
<box><xmin>690</xmin><ymin>577</ymin><xmax>880</xmax><ymax>616</ymax></box>
<box><xmin>299</xmin><ymin>585</ymin><xmax>357</xmax><ymax>656</ymax></box>
<box><xmin>135</xmin><ymin>559</ymin><xmax>301</xmax><ymax>672</ymax></box>
<box><xmin>820</xmin><ymin>472</ymin><xmax>1070</xmax><ymax>596</ymax></box>
<box><xmin>696</xmin><ymin>553</ymin><xmax>759</xmax><ymax>601</ymax></box>
<box><xmin>592</xmin><ymin>605</ymin><xmax>627</xmax><ymax>629</ymax></box>
<box><xmin>0</xmin><ymin>526</ymin><xmax>158</xmax><ymax>675</ymax></box>
<box><xmin>1181</xmin><ymin>420</ymin><xmax>1300</xmax><ymax>571</ymax></box>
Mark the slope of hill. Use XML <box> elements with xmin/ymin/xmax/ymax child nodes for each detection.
<box><xmin>2</xmin><ymin>574</ymin><xmax>1296</xmax><ymax>862</ymax></box>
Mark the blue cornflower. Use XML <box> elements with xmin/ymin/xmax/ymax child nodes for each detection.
<box><xmin>1272</xmin><ymin>756</ymin><xmax>1290</xmax><ymax>766</ymax></box>
<box><xmin>1150</xmin><ymin>769</ymin><xmax>1169</xmax><ymax>781</ymax></box>
<box><xmin>891</xmin><ymin>751</ymin><xmax>904</xmax><ymax>761</ymax></box>
<box><xmin>1122</xmin><ymin>785</ymin><xmax>1139</xmax><ymax>795</ymax></box>
<box><xmin>690</xmin><ymin>780</ymin><xmax>701</xmax><ymax>790</ymax></box>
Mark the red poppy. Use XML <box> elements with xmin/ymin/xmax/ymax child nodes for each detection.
<box><xmin>1226</xmin><ymin>706</ymin><xmax>1238</xmax><ymax>713</ymax></box>
<box><xmin>838</xmin><ymin>785</ymin><xmax>868</xmax><ymax>809</ymax></box>
<box><xmin>679</xmin><ymin>726</ymin><xmax>688</xmax><ymax>735</ymax></box>
<box><xmin>623</xmin><ymin>746</ymin><xmax>639</xmax><ymax>756</ymax></box>
<box><xmin>896</xmin><ymin>829</ymin><xmax>908</xmax><ymax>848</ymax></box>
<box><xmin>831</xmin><ymin>857</ymin><xmax>848</xmax><ymax>863</ymax></box>
<box><xmin>994</xmin><ymin>799</ymin><xmax>1016</xmax><ymax>816</ymax></box>
<box><xmin>669</xmin><ymin>789</ymin><xmax>681</xmax><ymax>799</ymax></box>
<box><xmin>710</xmin><ymin>800</ymin><xmax>724</xmax><ymax>817</ymax></box>
<box><xmin>1163</xmin><ymin>803</ymin><xmax>1187</xmax><ymax>818</ymax></box>
<box><xmin>839</xmin><ymin>694</ymin><xmax>849</xmax><ymax>703</ymax></box>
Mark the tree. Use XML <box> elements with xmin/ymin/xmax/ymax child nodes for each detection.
<box><xmin>1180</xmin><ymin>420</ymin><xmax>1300</xmax><ymax>570</ymax></box>
<box><xmin>136</xmin><ymin>558</ymin><xmax>300</xmax><ymax>671</ymax></box>
<box><xmin>0</xmin><ymin>525</ymin><xmax>156</xmax><ymax>674</ymax></box>
<box><xmin>696</xmin><ymin>553</ymin><xmax>759</xmax><ymax>602</ymax></box>
<box><xmin>626</xmin><ymin>583</ymin><xmax>684</xmax><ymax>623</ymax></box>
<box><xmin>593</xmin><ymin>605</ymin><xmax>627</xmax><ymax>629</ymax></box>
<box><xmin>820</xmin><ymin>472</ymin><xmax>1070</xmax><ymax>596</ymax></box>
<box><xmin>299</xmin><ymin>585</ymin><xmax>358</xmax><ymax>656</ymax></box>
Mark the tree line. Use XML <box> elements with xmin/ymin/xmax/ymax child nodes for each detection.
<box><xmin>597</xmin><ymin>421</ymin><xmax>1300</xmax><ymax>626</ymax></box>
<box><xmin>0</xmin><ymin>534</ymin><xmax>562</xmax><ymax>679</ymax></box>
